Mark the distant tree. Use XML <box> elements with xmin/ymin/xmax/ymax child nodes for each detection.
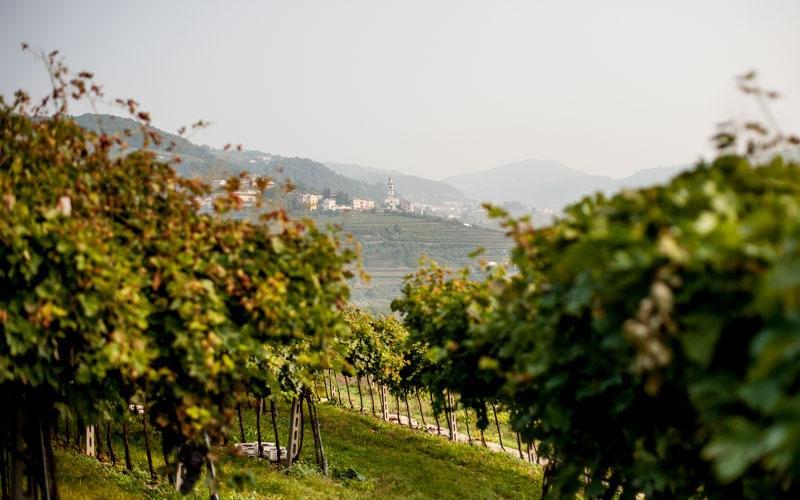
<box><xmin>337</xmin><ymin>191</ymin><xmax>351</xmax><ymax>206</ymax></box>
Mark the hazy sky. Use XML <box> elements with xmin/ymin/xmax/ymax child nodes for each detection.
<box><xmin>2</xmin><ymin>0</ymin><xmax>799</xmax><ymax>179</ymax></box>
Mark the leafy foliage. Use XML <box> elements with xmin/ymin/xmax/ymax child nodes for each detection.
<box><xmin>0</xmin><ymin>51</ymin><xmax>356</xmax><ymax>459</ymax></box>
<box><xmin>389</xmin><ymin>140</ymin><xmax>800</xmax><ymax>497</ymax></box>
<box><xmin>390</xmin><ymin>259</ymin><xmax>505</xmax><ymax>420</ymax></box>
<box><xmin>477</xmin><ymin>154</ymin><xmax>800</xmax><ymax>499</ymax></box>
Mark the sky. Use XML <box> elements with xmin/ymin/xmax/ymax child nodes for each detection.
<box><xmin>1</xmin><ymin>0</ymin><xmax>799</xmax><ymax>180</ymax></box>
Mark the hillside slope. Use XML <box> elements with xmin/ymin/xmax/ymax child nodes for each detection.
<box><xmin>265</xmin><ymin>156</ymin><xmax>386</xmax><ymax>201</ymax></box>
<box><xmin>55</xmin><ymin>402</ymin><xmax>541</xmax><ymax>500</ymax></box>
<box><xmin>302</xmin><ymin>212</ymin><xmax>514</xmax><ymax>312</ymax></box>
<box><xmin>70</xmin><ymin>114</ymin><xmax>233</xmax><ymax>179</ymax></box>
<box><xmin>74</xmin><ymin>114</ymin><xmax>394</xmax><ymax>201</ymax></box>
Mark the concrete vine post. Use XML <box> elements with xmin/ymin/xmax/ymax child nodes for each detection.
<box><xmin>285</xmin><ymin>399</ymin><xmax>301</xmax><ymax>468</ymax></box>
<box><xmin>380</xmin><ymin>385</ymin><xmax>389</xmax><ymax>421</ymax></box>
<box><xmin>85</xmin><ymin>426</ymin><xmax>95</xmax><ymax>458</ymax></box>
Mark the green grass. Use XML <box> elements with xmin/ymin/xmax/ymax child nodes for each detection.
<box><xmin>55</xmin><ymin>400</ymin><xmax>541</xmax><ymax>499</ymax></box>
<box><xmin>324</xmin><ymin>374</ymin><xmax>531</xmax><ymax>457</ymax></box>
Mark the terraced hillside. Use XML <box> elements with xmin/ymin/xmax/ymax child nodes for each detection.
<box><xmin>305</xmin><ymin>213</ymin><xmax>514</xmax><ymax>312</ymax></box>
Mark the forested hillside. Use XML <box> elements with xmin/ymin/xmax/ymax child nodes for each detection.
<box><xmin>267</xmin><ymin>156</ymin><xmax>386</xmax><ymax>201</ymax></box>
<box><xmin>74</xmin><ymin>114</ymin><xmax>390</xmax><ymax>201</ymax></box>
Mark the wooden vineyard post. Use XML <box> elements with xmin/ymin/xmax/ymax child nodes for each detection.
<box><xmin>95</xmin><ymin>423</ymin><xmax>103</xmax><ymax>462</ymax></box>
<box><xmin>285</xmin><ymin>399</ymin><xmax>302</xmax><ymax>467</ymax></box>
<box><xmin>306</xmin><ymin>395</ymin><xmax>328</xmax><ymax>476</ymax></box>
<box><xmin>380</xmin><ymin>385</ymin><xmax>389</xmax><ymax>421</ymax></box>
<box><xmin>415</xmin><ymin>389</ymin><xmax>426</xmax><ymax>428</ymax></box>
<box><xmin>344</xmin><ymin>375</ymin><xmax>354</xmax><ymax>409</ymax></box>
<box><xmin>313</xmin><ymin>378</ymin><xmax>322</xmax><ymax>401</ymax></box>
<box><xmin>306</xmin><ymin>395</ymin><xmax>321</xmax><ymax>465</ymax></box>
<box><xmin>8</xmin><ymin>403</ymin><xmax>55</xmax><ymax>500</ymax></box>
<box><xmin>107</xmin><ymin>421</ymin><xmax>116</xmax><ymax>466</ymax></box>
<box><xmin>85</xmin><ymin>425</ymin><xmax>96</xmax><ymax>457</ymax></box>
<box><xmin>141</xmin><ymin>408</ymin><xmax>156</xmax><ymax>481</ymax></box>
<box><xmin>76</xmin><ymin>417</ymin><xmax>83</xmax><ymax>450</ymax></box>
<box><xmin>256</xmin><ymin>398</ymin><xmax>263</xmax><ymax>458</ymax></box>
<box><xmin>430</xmin><ymin>393</ymin><xmax>441</xmax><ymax>434</ymax></box>
<box><xmin>404</xmin><ymin>392</ymin><xmax>412</xmax><ymax>428</ymax></box>
<box><xmin>236</xmin><ymin>403</ymin><xmax>246</xmax><ymax>443</ymax></box>
<box><xmin>356</xmin><ymin>376</ymin><xmax>364</xmax><ymax>412</ymax></box>
<box><xmin>329</xmin><ymin>370</ymin><xmax>341</xmax><ymax>405</ymax></box>
<box><xmin>270</xmin><ymin>400</ymin><xmax>281</xmax><ymax>464</ymax></box>
<box><xmin>322</xmin><ymin>374</ymin><xmax>330</xmax><ymax>400</ymax></box>
<box><xmin>447</xmin><ymin>390</ymin><xmax>457</xmax><ymax>442</ymax></box>
<box><xmin>368</xmin><ymin>376</ymin><xmax>375</xmax><ymax>415</ymax></box>
<box><xmin>491</xmin><ymin>403</ymin><xmax>505</xmax><ymax>451</ymax></box>
<box><xmin>121</xmin><ymin>420</ymin><xmax>133</xmax><ymax>471</ymax></box>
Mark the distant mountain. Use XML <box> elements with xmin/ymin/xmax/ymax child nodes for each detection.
<box><xmin>444</xmin><ymin>159</ymin><xmax>694</xmax><ymax>210</ymax></box>
<box><xmin>326</xmin><ymin>162</ymin><xmax>470</xmax><ymax>206</ymax></box>
<box><xmin>619</xmin><ymin>165</ymin><xmax>688</xmax><ymax>188</ymax></box>
<box><xmin>444</xmin><ymin>159</ymin><xmax>618</xmax><ymax>209</ymax></box>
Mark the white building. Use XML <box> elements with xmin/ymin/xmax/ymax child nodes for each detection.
<box><xmin>384</xmin><ymin>176</ymin><xmax>400</xmax><ymax>211</ymax></box>
<box><xmin>399</xmin><ymin>199</ymin><xmax>414</xmax><ymax>212</ymax></box>
<box><xmin>352</xmin><ymin>198</ymin><xmax>375</xmax><ymax>210</ymax></box>
<box><xmin>296</xmin><ymin>193</ymin><xmax>324</xmax><ymax>210</ymax></box>
<box><xmin>320</xmin><ymin>198</ymin><xmax>337</xmax><ymax>210</ymax></box>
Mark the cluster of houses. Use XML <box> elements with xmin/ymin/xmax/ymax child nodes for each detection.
<box><xmin>197</xmin><ymin>175</ymin><xmax>418</xmax><ymax>215</ymax></box>
<box><xmin>295</xmin><ymin>176</ymin><xmax>415</xmax><ymax>213</ymax></box>
<box><xmin>295</xmin><ymin>192</ymin><xmax>376</xmax><ymax>212</ymax></box>
<box><xmin>197</xmin><ymin>175</ymin><xmax>275</xmax><ymax>211</ymax></box>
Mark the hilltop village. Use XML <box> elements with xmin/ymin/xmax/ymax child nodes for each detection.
<box><xmin>197</xmin><ymin>173</ymin><xmax>559</xmax><ymax>229</ymax></box>
<box><xmin>294</xmin><ymin>176</ymin><xmax>414</xmax><ymax>213</ymax></box>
